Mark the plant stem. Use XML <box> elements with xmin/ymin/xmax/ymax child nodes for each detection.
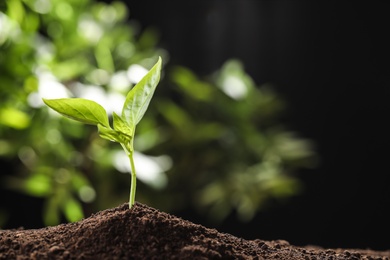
<box><xmin>128</xmin><ymin>151</ymin><xmax>137</xmax><ymax>208</ymax></box>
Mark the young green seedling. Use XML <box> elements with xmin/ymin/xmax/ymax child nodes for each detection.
<box><xmin>43</xmin><ymin>57</ymin><xmax>162</xmax><ymax>209</ymax></box>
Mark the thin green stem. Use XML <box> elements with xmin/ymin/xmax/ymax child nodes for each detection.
<box><xmin>128</xmin><ymin>151</ymin><xmax>137</xmax><ymax>208</ymax></box>
<box><xmin>120</xmin><ymin>139</ymin><xmax>136</xmax><ymax>208</ymax></box>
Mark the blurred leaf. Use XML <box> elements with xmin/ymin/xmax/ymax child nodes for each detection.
<box><xmin>43</xmin><ymin>196</ymin><xmax>61</xmax><ymax>226</ymax></box>
<box><xmin>24</xmin><ymin>173</ymin><xmax>52</xmax><ymax>197</ymax></box>
<box><xmin>50</xmin><ymin>58</ymin><xmax>91</xmax><ymax>80</ymax></box>
<box><xmin>170</xmin><ymin>66</ymin><xmax>214</xmax><ymax>101</ymax></box>
<box><xmin>95</xmin><ymin>41</ymin><xmax>114</xmax><ymax>72</ymax></box>
<box><xmin>214</xmin><ymin>59</ymin><xmax>255</xmax><ymax>100</ymax></box>
<box><xmin>23</xmin><ymin>76</ymin><xmax>39</xmax><ymax>93</ymax></box>
<box><xmin>6</xmin><ymin>0</ymin><xmax>24</xmax><ymax>25</ymax></box>
<box><xmin>138</xmin><ymin>27</ymin><xmax>159</xmax><ymax>50</ymax></box>
<box><xmin>111</xmin><ymin>1</ymin><xmax>128</xmax><ymax>22</ymax></box>
<box><xmin>0</xmin><ymin>108</ymin><xmax>30</xmax><ymax>129</ymax></box>
<box><xmin>62</xmin><ymin>197</ymin><xmax>84</xmax><ymax>222</ymax></box>
<box><xmin>22</xmin><ymin>12</ymin><xmax>40</xmax><ymax>32</ymax></box>
<box><xmin>156</xmin><ymin>100</ymin><xmax>193</xmax><ymax>131</ymax></box>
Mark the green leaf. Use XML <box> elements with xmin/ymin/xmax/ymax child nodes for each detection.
<box><xmin>43</xmin><ymin>98</ymin><xmax>110</xmax><ymax>128</ymax></box>
<box><xmin>122</xmin><ymin>56</ymin><xmax>162</xmax><ymax>127</ymax></box>
<box><xmin>98</xmin><ymin>124</ymin><xmax>121</xmax><ymax>143</ymax></box>
<box><xmin>113</xmin><ymin>112</ymin><xmax>133</xmax><ymax>138</ymax></box>
<box><xmin>98</xmin><ymin>123</ymin><xmax>132</xmax><ymax>145</ymax></box>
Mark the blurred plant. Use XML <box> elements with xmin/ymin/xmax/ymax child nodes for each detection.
<box><xmin>0</xmin><ymin>0</ymin><xmax>316</xmax><ymax>226</ymax></box>
<box><xmin>0</xmin><ymin>0</ymin><xmax>166</xmax><ymax>226</ymax></box>
<box><xmin>152</xmin><ymin>61</ymin><xmax>317</xmax><ymax>222</ymax></box>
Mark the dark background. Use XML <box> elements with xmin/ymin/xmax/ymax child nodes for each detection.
<box><xmin>124</xmin><ymin>0</ymin><xmax>390</xmax><ymax>251</ymax></box>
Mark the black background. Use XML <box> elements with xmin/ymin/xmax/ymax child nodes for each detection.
<box><xmin>124</xmin><ymin>0</ymin><xmax>390</xmax><ymax>251</ymax></box>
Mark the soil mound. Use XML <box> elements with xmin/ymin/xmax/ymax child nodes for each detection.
<box><xmin>0</xmin><ymin>202</ymin><xmax>389</xmax><ymax>259</ymax></box>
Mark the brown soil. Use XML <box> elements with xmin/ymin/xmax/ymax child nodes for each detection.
<box><xmin>0</xmin><ymin>202</ymin><xmax>389</xmax><ymax>259</ymax></box>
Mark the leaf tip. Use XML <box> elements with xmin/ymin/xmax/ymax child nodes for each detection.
<box><xmin>42</xmin><ymin>98</ymin><xmax>52</xmax><ymax>107</ymax></box>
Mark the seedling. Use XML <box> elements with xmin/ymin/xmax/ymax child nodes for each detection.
<box><xmin>43</xmin><ymin>57</ymin><xmax>162</xmax><ymax>209</ymax></box>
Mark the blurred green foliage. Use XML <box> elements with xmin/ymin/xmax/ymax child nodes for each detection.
<box><xmin>0</xmin><ymin>0</ymin><xmax>316</xmax><ymax>226</ymax></box>
<box><xmin>161</xmin><ymin>62</ymin><xmax>317</xmax><ymax>221</ymax></box>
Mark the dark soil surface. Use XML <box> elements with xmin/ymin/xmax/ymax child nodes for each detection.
<box><xmin>0</xmin><ymin>202</ymin><xmax>389</xmax><ymax>259</ymax></box>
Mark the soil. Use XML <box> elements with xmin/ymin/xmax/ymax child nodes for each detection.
<box><xmin>0</xmin><ymin>202</ymin><xmax>389</xmax><ymax>259</ymax></box>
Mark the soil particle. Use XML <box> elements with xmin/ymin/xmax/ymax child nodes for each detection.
<box><xmin>0</xmin><ymin>202</ymin><xmax>389</xmax><ymax>259</ymax></box>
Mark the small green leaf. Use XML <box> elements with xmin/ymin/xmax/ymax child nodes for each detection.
<box><xmin>98</xmin><ymin>124</ymin><xmax>132</xmax><ymax>144</ymax></box>
<box><xmin>43</xmin><ymin>98</ymin><xmax>110</xmax><ymax>128</ymax></box>
<box><xmin>113</xmin><ymin>112</ymin><xmax>133</xmax><ymax>138</ymax></box>
<box><xmin>122</xmin><ymin>56</ymin><xmax>162</xmax><ymax>127</ymax></box>
<box><xmin>98</xmin><ymin>124</ymin><xmax>121</xmax><ymax>143</ymax></box>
